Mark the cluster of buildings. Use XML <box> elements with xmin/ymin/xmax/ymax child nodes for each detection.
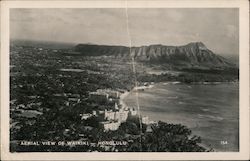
<box><xmin>80</xmin><ymin>89</ymin><xmax>151</xmax><ymax>131</ymax></box>
<box><xmin>99</xmin><ymin>106</ymin><xmax>150</xmax><ymax>131</ymax></box>
<box><xmin>80</xmin><ymin>102</ymin><xmax>138</xmax><ymax>131</ymax></box>
<box><xmin>89</xmin><ymin>89</ymin><xmax>122</xmax><ymax>103</ymax></box>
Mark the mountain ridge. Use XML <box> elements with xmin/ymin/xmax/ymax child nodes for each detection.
<box><xmin>74</xmin><ymin>42</ymin><xmax>237</xmax><ymax>69</ymax></box>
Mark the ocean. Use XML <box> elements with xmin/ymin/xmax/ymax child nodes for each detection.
<box><xmin>123</xmin><ymin>82</ymin><xmax>239</xmax><ymax>151</ymax></box>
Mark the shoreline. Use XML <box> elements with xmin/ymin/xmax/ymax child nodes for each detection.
<box><xmin>119</xmin><ymin>90</ymin><xmax>130</xmax><ymax>109</ymax></box>
<box><xmin>119</xmin><ymin>83</ymin><xmax>156</xmax><ymax>111</ymax></box>
<box><xmin>119</xmin><ymin>81</ymin><xmax>240</xmax><ymax>152</ymax></box>
<box><xmin>120</xmin><ymin>88</ymin><xmax>214</xmax><ymax>151</ymax></box>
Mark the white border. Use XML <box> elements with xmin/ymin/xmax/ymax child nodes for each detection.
<box><xmin>1</xmin><ymin>0</ymin><xmax>249</xmax><ymax>160</ymax></box>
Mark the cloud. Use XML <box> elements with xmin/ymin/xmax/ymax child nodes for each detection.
<box><xmin>10</xmin><ymin>8</ymin><xmax>239</xmax><ymax>55</ymax></box>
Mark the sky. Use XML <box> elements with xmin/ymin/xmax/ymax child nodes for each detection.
<box><xmin>10</xmin><ymin>8</ymin><xmax>239</xmax><ymax>55</ymax></box>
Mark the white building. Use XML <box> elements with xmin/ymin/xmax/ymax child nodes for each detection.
<box><xmin>115</xmin><ymin>109</ymin><xmax>129</xmax><ymax>122</ymax></box>
<box><xmin>97</xmin><ymin>89</ymin><xmax>121</xmax><ymax>98</ymax></box>
<box><xmin>98</xmin><ymin>110</ymin><xmax>105</xmax><ymax>114</ymax></box>
<box><xmin>104</xmin><ymin>110</ymin><xmax>115</xmax><ymax>120</ymax></box>
<box><xmin>114</xmin><ymin>103</ymin><xmax>119</xmax><ymax>110</ymax></box>
<box><xmin>80</xmin><ymin>113</ymin><xmax>93</xmax><ymax>120</ymax></box>
<box><xmin>146</xmin><ymin>125</ymin><xmax>153</xmax><ymax>133</ymax></box>
<box><xmin>92</xmin><ymin>110</ymin><xmax>97</xmax><ymax>116</ymax></box>
<box><xmin>103</xmin><ymin>109</ymin><xmax>129</xmax><ymax>123</ymax></box>
<box><xmin>100</xmin><ymin>121</ymin><xmax>121</xmax><ymax>131</ymax></box>
<box><xmin>129</xmin><ymin>108</ymin><xmax>137</xmax><ymax>116</ymax></box>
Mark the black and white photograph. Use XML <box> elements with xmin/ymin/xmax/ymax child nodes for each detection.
<box><xmin>1</xmin><ymin>0</ymin><xmax>249</xmax><ymax>160</ymax></box>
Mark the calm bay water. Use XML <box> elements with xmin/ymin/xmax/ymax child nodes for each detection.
<box><xmin>123</xmin><ymin>82</ymin><xmax>239</xmax><ymax>151</ymax></box>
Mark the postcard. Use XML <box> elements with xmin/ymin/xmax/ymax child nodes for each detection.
<box><xmin>1</xmin><ymin>0</ymin><xmax>249</xmax><ymax>160</ymax></box>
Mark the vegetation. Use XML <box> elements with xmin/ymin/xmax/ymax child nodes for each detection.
<box><xmin>11</xmin><ymin>118</ymin><xmax>207</xmax><ymax>152</ymax></box>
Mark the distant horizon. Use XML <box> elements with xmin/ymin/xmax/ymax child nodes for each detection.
<box><xmin>10</xmin><ymin>8</ymin><xmax>239</xmax><ymax>56</ymax></box>
<box><xmin>11</xmin><ymin>38</ymin><xmax>239</xmax><ymax>65</ymax></box>
<box><xmin>10</xmin><ymin>38</ymin><xmax>239</xmax><ymax>57</ymax></box>
<box><xmin>11</xmin><ymin>38</ymin><xmax>207</xmax><ymax>46</ymax></box>
<box><xmin>11</xmin><ymin>38</ymin><xmax>238</xmax><ymax>55</ymax></box>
